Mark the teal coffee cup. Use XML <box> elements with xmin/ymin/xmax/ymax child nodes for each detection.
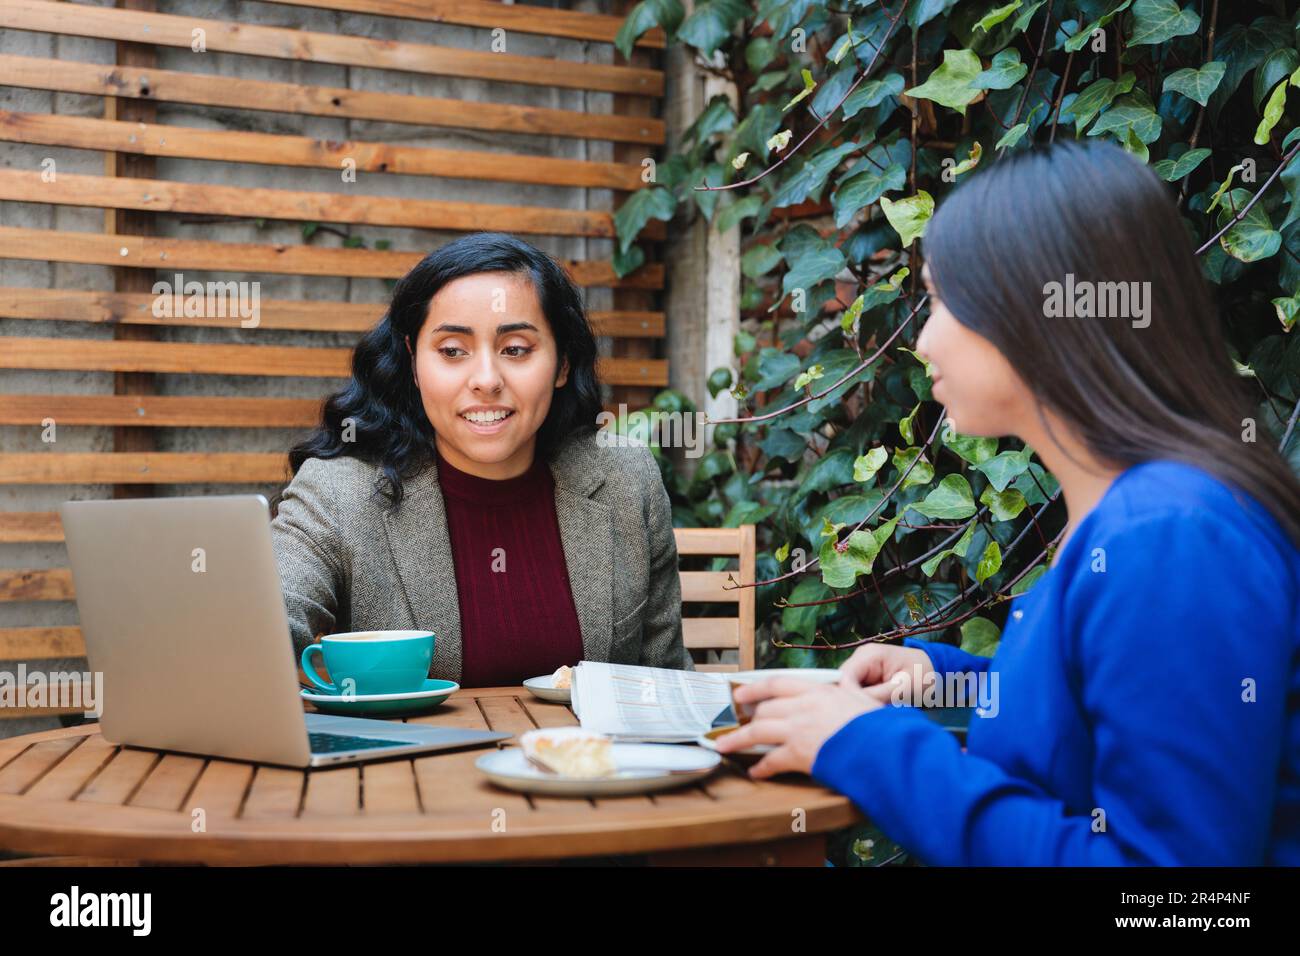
<box><xmin>300</xmin><ymin>630</ymin><xmax>435</xmax><ymax>696</ymax></box>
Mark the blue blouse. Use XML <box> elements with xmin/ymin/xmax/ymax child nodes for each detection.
<box><xmin>811</xmin><ymin>459</ymin><xmax>1300</xmax><ymax>865</ymax></box>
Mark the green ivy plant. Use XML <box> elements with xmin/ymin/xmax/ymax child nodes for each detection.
<box><xmin>614</xmin><ymin>0</ymin><xmax>1300</xmax><ymax>680</ymax></box>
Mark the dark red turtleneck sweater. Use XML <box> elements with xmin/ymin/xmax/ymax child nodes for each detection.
<box><xmin>434</xmin><ymin>445</ymin><xmax>585</xmax><ymax>687</ymax></box>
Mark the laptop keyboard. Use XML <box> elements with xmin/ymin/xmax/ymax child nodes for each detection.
<box><xmin>308</xmin><ymin>732</ymin><xmax>411</xmax><ymax>754</ymax></box>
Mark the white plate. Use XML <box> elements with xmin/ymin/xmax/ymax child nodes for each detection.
<box><xmin>476</xmin><ymin>744</ymin><xmax>719</xmax><ymax>796</ymax></box>
<box><xmin>522</xmin><ymin>675</ymin><xmax>571</xmax><ymax>703</ymax></box>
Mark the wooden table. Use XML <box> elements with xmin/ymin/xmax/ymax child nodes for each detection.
<box><xmin>0</xmin><ymin>686</ymin><xmax>863</xmax><ymax>866</ymax></box>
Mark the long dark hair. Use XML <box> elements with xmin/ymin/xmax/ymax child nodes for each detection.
<box><xmin>924</xmin><ymin>139</ymin><xmax>1300</xmax><ymax>547</ymax></box>
<box><xmin>286</xmin><ymin>232</ymin><xmax>603</xmax><ymax>508</ymax></box>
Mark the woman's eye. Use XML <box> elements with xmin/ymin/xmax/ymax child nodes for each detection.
<box><xmin>438</xmin><ymin>346</ymin><xmax>464</xmax><ymax>358</ymax></box>
<box><xmin>502</xmin><ymin>345</ymin><xmax>534</xmax><ymax>357</ymax></box>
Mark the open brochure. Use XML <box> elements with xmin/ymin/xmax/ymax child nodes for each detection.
<box><xmin>570</xmin><ymin>661</ymin><xmax>737</xmax><ymax>743</ymax></box>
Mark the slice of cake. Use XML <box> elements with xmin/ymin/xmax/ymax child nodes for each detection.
<box><xmin>520</xmin><ymin>727</ymin><xmax>615</xmax><ymax>778</ymax></box>
<box><xmin>551</xmin><ymin>664</ymin><xmax>573</xmax><ymax>690</ymax></box>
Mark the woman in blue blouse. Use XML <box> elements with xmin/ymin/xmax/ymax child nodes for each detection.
<box><xmin>717</xmin><ymin>140</ymin><xmax>1300</xmax><ymax>865</ymax></box>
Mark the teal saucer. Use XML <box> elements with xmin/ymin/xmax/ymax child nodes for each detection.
<box><xmin>300</xmin><ymin>678</ymin><xmax>459</xmax><ymax>717</ymax></box>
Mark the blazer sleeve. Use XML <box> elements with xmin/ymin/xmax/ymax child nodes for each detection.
<box><xmin>270</xmin><ymin>457</ymin><xmax>345</xmax><ymax>658</ymax></box>
<box><xmin>637</xmin><ymin>451</ymin><xmax>694</xmax><ymax>671</ymax></box>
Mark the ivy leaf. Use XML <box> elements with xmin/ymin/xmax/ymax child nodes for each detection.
<box><xmin>1064</xmin><ymin>0</ymin><xmax>1132</xmax><ymax>53</ymax></box>
<box><xmin>1254</xmin><ymin>49</ymin><xmax>1300</xmax><ymax>110</ymax></box>
<box><xmin>1255</xmin><ymin>72</ymin><xmax>1294</xmax><ymax>146</ymax></box>
<box><xmin>753</xmin><ymin>348</ymin><xmax>801</xmax><ymax>390</ymax></box>
<box><xmin>1151</xmin><ymin>147</ymin><xmax>1211</xmax><ymax>181</ymax></box>
<box><xmin>975</xmin><ymin>540</ymin><xmax>1003</xmax><ymax>585</ymax></box>
<box><xmin>899</xmin><ymin>402</ymin><xmax>919</xmax><ymax>445</ymax></box>
<box><xmin>1088</xmin><ymin>94</ymin><xmax>1162</xmax><ymax>144</ymax></box>
<box><xmin>842</xmin><ymin>73</ymin><xmax>906</xmax><ymax>120</ymax></box>
<box><xmin>960</xmin><ymin>616</ymin><xmax>1001</xmax><ymax>656</ymax></box>
<box><xmin>781</xmin><ymin>237</ymin><xmax>846</xmax><ymax>297</ymax></box>
<box><xmin>910</xmin><ymin>474</ymin><xmax>977</xmax><ymax>520</ymax></box>
<box><xmin>767</xmin><ymin>129</ymin><xmax>793</xmax><ymax>152</ymax></box>
<box><xmin>950</xmin><ymin>141</ymin><xmax>983</xmax><ymax>177</ymax></box>
<box><xmin>781</xmin><ymin>577</ymin><xmax>832</xmax><ymax>641</ymax></box>
<box><xmin>615</xmin><ymin>0</ymin><xmax>684</xmax><ymax>60</ymax></box>
<box><xmin>995</xmin><ymin>121</ymin><xmax>1029</xmax><ymax>150</ymax></box>
<box><xmin>979</xmin><ymin>485</ymin><xmax>1028</xmax><ymax>520</ymax></box>
<box><xmin>1208</xmin><ymin>17</ymin><xmax>1294</xmax><ymax>124</ymax></box>
<box><xmin>783</xmin><ymin>68</ymin><xmax>818</xmax><ymax>112</ymax></box>
<box><xmin>614</xmin><ymin>186</ymin><xmax>676</xmax><ymax>254</ymax></box>
<box><xmin>831</xmin><ymin>162</ymin><xmax>906</xmax><ymax>228</ymax></box>
<box><xmin>972</xmin><ymin>49</ymin><xmax>1028</xmax><ymax>91</ymax></box>
<box><xmin>1010</xmin><ymin>0</ymin><xmax>1046</xmax><ymax>33</ymax></box>
<box><xmin>854</xmin><ymin>447</ymin><xmax>889</xmax><ymax>483</ymax></box>
<box><xmin>1125</xmin><ymin>0</ymin><xmax>1200</xmax><ymax>47</ymax></box>
<box><xmin>1217</xmin><ymin>188</ymin><xmax>1282</xmax><ymax>262</ymax></box>
<box><xmin>676</xmin><ymin>0</ymin><xmax>749</xmax><ymax>57</ymax></box>
<box><xmin>741</xmin><ymin>243</ymin><xmax>782</xmax><ymax>278</ymax></box>
<box><xmin>920</xmin><ymin>522</ymin><xmax>976</xmax><ymax>576</ymax></box>
<box><xmin>840</xmin><ymin>293</ymin><xmax>865</xmax><ymax>334</ymax></box>
<box><xmin>904</xmin><ymin>48</ymin><xmax>985</xmax><ymax>115</ymax></box>
<box><xmin>772</xmin><ymin>141</ymin><xmax>861</xmax><ymax>208</ymax></box>
<box><xmin>1071</xmin><ymin>72</ymin><xmax>1136</xmax><ymax>133</ymax></box>
<box><xmin>793</xmin><ymin>364</ymin><xmax>825</xmax><ymax>390</ymax></box>
<box><xmin>880</xmin><ymin>191</ymin><xmax>935</xmax><ymax>248</ymax></box>
<box><xmin>716</xmin><ymin>195</ymin><xmax>763</xmax><ymax>232</ymax></box>
<box><xmin>819</xmin><ymin>529</ymin><xmax>884</xmax><ymax>589</ymax></box>
<box><xmin>612</xmin><ymin>243</ymin><xmax>645</xmax><ymax>278</ymax></box>
<box><xmin>943</xmin><ymin>429</ymin><xmax>998</xmax><ymax>464</ymax></box>
<box><xmin>1162</xmin><ymin>61</ymin><xmax>1226</xmax><ymax>107</ymax></box>
<box><xmin>1207</xmin><ymin>164</ymin><xmax>1245</xmax><ymax>213</ymax></box>
<box><xmin>975</xmin><ymin>1</ymin><xmax>1022</xmax><ymax>33</ymax></box>
<box><xmin>893</xmin><ymin>447</ymin><xmax>935</xmax><ymax>490</ymax></box>
<box><xmin>1272</xmin><ymin>295</ymin><xmax>1300</xmax><ymax>332</ymax></box>
<box><xmin>1011</xmin><ymin>564</ymin><xmax>1048</xmax><ymax>596</ymax></box>
<box><xmin>974</xmin><ymin>446</ymin><xmax>1032</xmax><ymax>491</ymax></box>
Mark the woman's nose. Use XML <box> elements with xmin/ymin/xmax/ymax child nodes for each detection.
<box><xmin>468</xmin><ymin>352</ymin><xmax>504</xmax><ymax>392</ymax></box>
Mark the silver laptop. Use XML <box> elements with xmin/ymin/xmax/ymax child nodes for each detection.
<box><xmin>60</xmin><ymin>494</ymin><xmax>509</xmax><ymax>767</ymax></box>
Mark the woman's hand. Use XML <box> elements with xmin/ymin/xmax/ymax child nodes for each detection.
<box><xmin>838</xmin><ymin>643</ymin><xmax>935</xmax><ymax>704</ymax></box>
<box><xmin>713</xmin><ymin>678</ymin><xmax>883</xmax><ymax>778</ymax></box>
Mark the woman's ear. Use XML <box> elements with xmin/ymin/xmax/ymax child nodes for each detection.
<box><xmin>555</xmin><ymin>357</ymin><xmax>570</xmax><ymax>389</ymax></box>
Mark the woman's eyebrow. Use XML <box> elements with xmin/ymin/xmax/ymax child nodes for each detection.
<box><xmin>428</xmin><ymin>322</ymin><xmax>539</xmax><ymax>335</ymax></box>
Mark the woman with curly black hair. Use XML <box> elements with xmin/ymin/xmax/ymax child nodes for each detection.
<box><xmin>271</xmin><ymin>232</ymin><xmax>691</xmax><ymax>686</ymax></box>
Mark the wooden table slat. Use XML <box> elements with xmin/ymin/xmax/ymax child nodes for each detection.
<box><xmin>24</xmin><ymin>733</ymin><xmax>117</xmax><ymax>802</ymax></box>
<box><xmin>129</xmin><ymin>753</ymin><xmax>207</xmax><ymax>812</ymax></box>
<box><xmin>0</xmin><ymin>737</ymin><xmax>82</xmax><ymax>795</ymax></box>
<box><xmin>184</xmin><ymin>759</ymin><xmax>255</xmax><ymax>822</ymax></box>
<box><xmin>75</xmin><ymin>748</ymin><xmax>161</xmax><ymax>807</ymax></box>
<box><xmin>241</xmin><ymin>766</ymin><xmax>306</xmax><ymax>821</ymax></box>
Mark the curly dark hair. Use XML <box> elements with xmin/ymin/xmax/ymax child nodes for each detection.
<box><xmin>285</xmin><ymin>232</ymin><xmax>603</xmax><ymax>508</ymax></box>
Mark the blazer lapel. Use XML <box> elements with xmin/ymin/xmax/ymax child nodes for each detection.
<box><xmin>381</xmin><ymin>461</ymin><xmax>463</xmax><ymax>681</ymax></box>
<box><xmin>549</xmin><ymin>431</ymin><xmax>615</xmax><ymax>664</ymax></box>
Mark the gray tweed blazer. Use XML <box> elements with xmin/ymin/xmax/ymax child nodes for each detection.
<box><xmin>270</xmin><ymin>428</ymin><xmax>693</xmax><ymax>683</ymax></box>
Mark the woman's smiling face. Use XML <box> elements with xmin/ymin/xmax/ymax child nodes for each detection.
<box><xmin>407</xmin><ymin>271</ymin><xmax>568</xmax><ymax>480</ymax></box>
